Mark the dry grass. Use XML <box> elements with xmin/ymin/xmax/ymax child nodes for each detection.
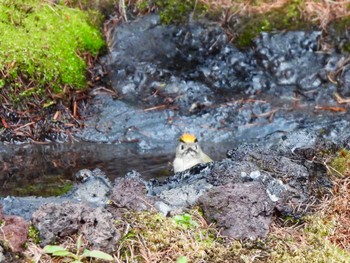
<box><xmin>326</xmin><ymin>176</ymin><xmax>350</xmax><ymax>251</ymax></box>
<box><xmin>303</xmin><ymin>0</ymin><xmax>350</xmax><ymax>30</ymax></box>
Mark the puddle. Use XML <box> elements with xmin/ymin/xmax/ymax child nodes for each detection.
<box><xmin>0</xmin><ymin>141</ymin><xmax>227</xmax><ymax>197</ymax></box>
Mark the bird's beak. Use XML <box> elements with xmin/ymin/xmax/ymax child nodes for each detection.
<box><xmin>185</xmin><ymin>147</ymin><xmax>196</xmax><ymax>154</ymax></box>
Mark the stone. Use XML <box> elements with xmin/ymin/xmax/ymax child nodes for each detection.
<box><xmin>0</xmin><ymin>206</ymin><xmax>29</xmax><ymax>252</ymax></box>
<box><xmin>32</xmin><ymin>201</ymin><xmax>121</xmax><ymax>253</ymax></box>
<box><xmin>108</xmin><ymin>176</ymin><xmax>156</xmax><ymax>217</ymax></box>
<box><xmin>198</xmin><ymin>182</ymin><xmax>275</xmax><ymax>240</ymax></box>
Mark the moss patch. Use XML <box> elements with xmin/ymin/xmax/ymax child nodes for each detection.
<box><xmin>0</xmin><ymin>0</ymin><xmax>105</xmax><ymax>105</ymax></box>
<box><xmin>28</xmin><ymin>225</ymin><xmax>40</xmax><ymax>244</ymax></box>
<box><xmin>13</xmin><ymin>180</ymin><xmax>74</xmax><ymax>197</ymax></box>
<box><xmin>329</xmin><ymin>149</ymin><xmax>350</xmax><ymax>177</ymax></box>
<box><xmin>155</xmin><ymin>0</ymin><xmax>207</xmax><ymax>24</ymax></box>
<box><xmin>232</xmin><ymin>0</ymin><xmax>312</xmax><ymax>47</ymax></box>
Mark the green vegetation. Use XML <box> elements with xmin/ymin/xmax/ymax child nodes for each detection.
<box><xmin>13</xmin><ymin>180</ymin><xmax>74</xmax><ymax>197</ymax></box>
<box><xmin>154</xmin><ymin>0</ymin><xmax>207</xmax><ymax>24</ymax></box>
<box><xmin>0</xmin><ymin>0</ymin><xmax>105</xmax><ymax>105</ymax></box>
<box><xmin>173</xmin><ymin>213</ymin><xmax>199</xmax><ymax>229</ymax></box>
<box><xmin>233</xmin><ymin>0</ymin><xmax>311</xmax><ymax>47</ymax></box>
<box><xmin>329</xmin><ymin>149</ymin><xmax>350</xmax><ymax>177</ymax></box>
<box><xmin>176</xmin><ymin>256</ymin><xmax>188</xmax><ymax>263</ymax></box>
<box><xmin>28</xmin><ymin>225</ymin><xmax>40</xmax><ymax>244</ymax></box>
<box><xmin>43</xmin><ymin>235</ymin><xmax>113</xmax><ymax>262</ymax></box>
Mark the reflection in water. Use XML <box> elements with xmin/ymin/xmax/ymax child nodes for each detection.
<box><xmin>0</xmin><ymin>142</ymin><xmax>227</xmax><ymax>197</ymax></box>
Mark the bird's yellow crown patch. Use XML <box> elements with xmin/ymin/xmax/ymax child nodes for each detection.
<box><xmin>179</xmin><ymin>133</ymin><xmax>197</xmax><ymax>143</ymax></box>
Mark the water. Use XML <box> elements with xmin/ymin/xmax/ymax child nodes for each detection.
<box><xmin>0</xmin><ymin>141</ymin><xmax>227</xmax><ymax>197</ymax></box>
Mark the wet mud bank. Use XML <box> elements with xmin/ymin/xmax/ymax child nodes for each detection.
<box><xmin>0</xmin><ymin>13</ymin><xmax>350</xmax><ymax>257</ymax></box>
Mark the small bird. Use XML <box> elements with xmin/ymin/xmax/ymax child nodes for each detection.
<box><xmin>173</xmin><ymin>133</ymin><xmax>213</xmax><ymax>173</ymax></box>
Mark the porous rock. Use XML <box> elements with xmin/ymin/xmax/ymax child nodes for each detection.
<box><xmin>0</xmin><ymin>206</ymin><xmax>29</xmax><ymax>252</ymax></box>
<box><xmin>69</xmin><ymin>168</ymin><xmax>112</xmax><ymax>206</ymax></box>
<box><xmin>108</xmin><ymin>171</ymin><xmax>156</xmax><ymax>217</ymax></box>
<box><xmin>198</xmin><ymin>182</ymin><xmax>275</xmax><ymax>240</ymax></box>
<box><xmin>32</xmin><ymin>201</ymin><xmax>121</xmax><ymax>253</ymax></box>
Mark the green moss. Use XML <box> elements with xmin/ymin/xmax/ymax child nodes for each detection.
<box><xmin>234</xmin><ymin>0</ymin><xmax>311</xmax><ymax>47</ymax></box>
<box><xmin>139</xmin><ymin>0</ymin><xmax>207</xmax><ymax>24</ymax></box>
<box><xmin>330</xmin><ymin>149</ymin><xmax>350</xmax><ymax>177</ymax></box>
<box><xmin>14</xmin><ymin>181</ymin><xmax>74</xmax><ymax>197</ymax></box>
<box><xmin>28</xmin><ymin>224</ymin><xmax>40</xmax><ymax>244</ymax></box>
<box><xmin>0</xmin><ymin>0</ymin><xmax>105</xmax><ymax>104</ymax></box>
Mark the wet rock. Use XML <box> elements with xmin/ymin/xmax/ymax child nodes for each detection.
<box><xmin>78</xmin><ymin>97</ymin><xmax>181</xmax><ymax>150</ymax></box>
<box><xmin>207</xmin><ymin>159</ymin><xmax>261</xmax><ymax>186</ymax></box>
<box><xmin>108</xmin><ymin>171</ymin><xmax>156</xmax><ymax>217</ymax></box>
<box><xmin>0</xmin><ymin>206</ymin><xmax>29</xmax><ymax>252</ymax></box>
<box><xmin>80</xmin><ymin>14</ymin><xmax>350</xmax><ymax>154</ymax></box>
<box><xmin>148</xmin><ymin>147</ymin><xmax>316</xmax><ymax>219</ymax></box>
<box><xmin>198</xmin><ymin>182</ymin><xmax>275</xmax><ymax>240</ymax></box>
<box><xmin>147</xmin><ymin>164</ymin><xmax>213</xmax><ymax>213</ymax></box>
<box><xmin>158</xmin><ymin>178</ymin><xmax>212</xmax><ymax>209</ymax></box>
<box><xmin>225</xmin><ymin>146</ymin><xmax>311</xmax><ymax>203</ymax></box>
<box><xmin>254</xmin><ymin>31</ymin><xmax>325</xmax><ymax>89</ymax></box>
<box><xmin>32</xmin><ymin>201</ymin><xmax>120</xmax><ymax>253</ymax></box>
<box><xmin>104</xmin><ymin>14</ymin><xmax>227</xmax><ymax>107</ymax></box>
<box><xmin>107</xmin><ymin>14</ymin><xmax>177</xmax><ymax>68</ymax></box>
<box><xmin>69</xmin><ymin>168</ymin><xmax>111</xmax><ymax>206</ymax></box>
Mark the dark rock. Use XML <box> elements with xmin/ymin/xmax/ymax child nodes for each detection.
<box><xmin>0</xmin><ymin>206</ymin><xmax>29</xmax><ymax>252</ymax></box>
<box><xmin>32</xmin><ymin>201</ymin><xmax>120</xmax><ymax>253</ymax></box>
<box><xmin>108</xmin><ymin>173</ymin><xmax>156</xmax><ymax>217</ymax></box>
<box><xmin>147</xmin><ymin>150</ymin><xmax>312</xmax><ymax>219</ymax></box>
<box><xmin>207</xmin><ymin>159</ymin><xmax>260</xmax><ymax>186</ymax></box>
<box><xmin>198</xmin><ymin>182</ymin><xmax>275</xmax><ymax>240</ymax></box>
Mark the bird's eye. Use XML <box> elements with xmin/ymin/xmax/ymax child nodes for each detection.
<box><xmin>181</xmin><ymin>144</ymin><xmax>184</xmax><ymax>150</ymax></box>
